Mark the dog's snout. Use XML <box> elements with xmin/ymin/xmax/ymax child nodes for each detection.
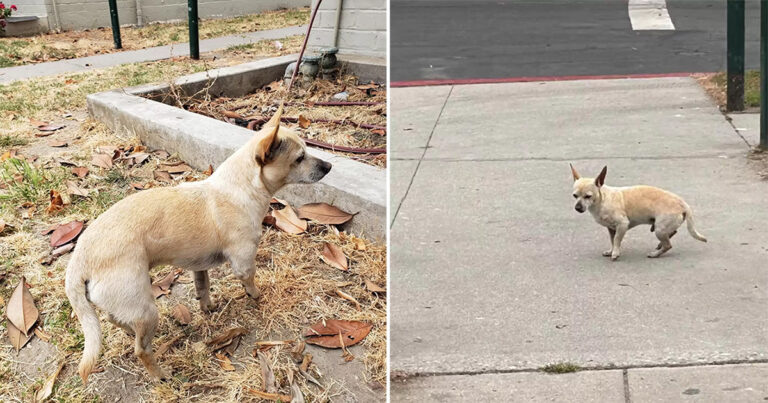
<box><xmin>320</xmin><ymin>161</ymin><xmax>332</xmax><ymax>175</ymax></box>
<box><xmin>575</xmin><ymin>203</ymin><xmax>585</xmax><ymax>213</ymax></box>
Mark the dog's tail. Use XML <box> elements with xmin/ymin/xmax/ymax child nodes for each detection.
<box><xmin>683</xmin><ymin>204</ymin><xmax>707</xmax><ymax>243</ymax></box>
<box><xmin>64</xmin><ymin>254</ymin><xmax>101</xmax><ymax>384</ymax></box>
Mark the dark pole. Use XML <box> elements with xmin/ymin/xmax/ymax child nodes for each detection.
<box><xmin>107</xmin><ymin>0</ymin><xmax>122</xmax><ymax>49</ymax></box>
<box><xmin>762</xmin><ymin>0</ymin><xmax>768</xmax><ymax>149</ymax></box>
<box><xmin>727</xmin><ymin>0</ymin><xmax>745</xmax><ymax>112</ymax></box>
<box><xmin>188</xmin><ymin>0</ymin><xmax>199</xmax><ymax>60</ymax></box>
<box><xmin>288</xmin><ymin>0</ymin><xmax>323</xmax><ymax>91</ymax></box>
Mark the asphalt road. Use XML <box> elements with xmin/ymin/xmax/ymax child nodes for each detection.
<box><xmin>391</xmin><ymin>0</ymin><xmax>762</xmax><ymax>82</ymax></box>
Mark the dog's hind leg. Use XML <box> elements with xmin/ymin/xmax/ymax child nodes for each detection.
<box><xmin>649</xmin><ymin>214</ymin><xmax>683</xmax><ymax>258</ymax></box>
<box><xmin>132</xmin><ymin>303</ymin><xmax>169</xmax><ymax>381</ymax></box>
<box><xmin>193</xmin><ymin>270</ymin><xmax>216</xmax><ymax>313</ymax></box>
<box><xmin>655</xmin><ymin>230</ymin><xmax>677</xmax><ymax>250</ymax></box>
<box><xmin>108</xmin><ymin>314</ymin><xmax>134</xmax><ymax>336</ymax></box>
<box><xmin>603</xmin><ymin>228</ymin><xmax>616</xmax><ymax>257</ymax></box>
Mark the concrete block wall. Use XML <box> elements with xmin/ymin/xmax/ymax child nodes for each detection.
<box><xmin>307</xmin><ymin>0</ymin><xmax>385</xmax><ymax>59</ymax></box>
<box><xmin>11</xmin><ymin>0</ymin><xmax>309</xmax><ymax>32</ymax></box>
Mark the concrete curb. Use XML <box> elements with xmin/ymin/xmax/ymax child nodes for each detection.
<box><xmin>87</xmin><ymin>55</ymin><xmax>386</xmax><ymax>241</ymax></box>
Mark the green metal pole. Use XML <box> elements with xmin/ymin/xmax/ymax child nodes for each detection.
<box><xmin>107</xmin><ymin>0</ymin><xmax>122</xmax><ymax>49</ymax></box>
<box><xmin>727</xmin><ymin>0</ymin><xmax>745</xmax><ymax>112</ymax></box>
<box><xmin>762</xmin><ymin>0</ymin><xmax>768</xmax><ymax>149</ymax></box>
<box><xmin>188</xmin><ymin>0</ymin><xmax>199</xmax><ymax>60</ymax></box>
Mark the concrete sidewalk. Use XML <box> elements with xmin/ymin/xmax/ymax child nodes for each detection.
<box><xmin>390</xmin><ymin>77</ymin><xmax>768</xmax><ymax>401</ymax></box>
<box><xmin>0</xmin><ymin>25</ymin><xmax>306</xmax><ymax>84</ymax></box>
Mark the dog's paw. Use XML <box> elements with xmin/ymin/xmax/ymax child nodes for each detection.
<box><xmin>610</xmin><ymin>253</ymin><xmax>620</xmax><ymax>261</ymax></box>
<box><xmin>602</xmin><ymin>250</ymin><xmax>612</xmax><ymax>257</ymax></box>
<box><xmin>200</xmin><ymin>299</ymin><xmax>218</xmax><ymax>313</ymax></box>
<box><xmin>150</xmin><ymin>368</ymin><xmax>171</xmax><ymax>382</ymax></box>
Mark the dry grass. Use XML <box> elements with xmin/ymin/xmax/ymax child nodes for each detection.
<box><xmin>0</xmin><ymin>34</ymin><xmax>385</xmax><ymax>402</ymax></box>
<box><xmin>695</xmin><ymin>71</ymin><xmax>761</xmax><ymax>110</ymax></box>
<box><xmin>0</xmin><ymin>8</ymin><xmax>309</xmax><ymax>67</ymax></box>
<box><xmin>169</xmin><ymin>71</ymin><xmax>387</xmax><ymax>167</ymax></box>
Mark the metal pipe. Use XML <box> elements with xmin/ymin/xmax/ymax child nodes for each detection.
<box><xmin>50</xmin><ymin>0</ymin><xmax>62</xmax><ymax>32</ymax></box>
<box><xmin>188</xmin><ymin>0</ymin><xmax>199</xmax><ymax>60</ymax></box>
<box><xmin>135</xmin><ymin>0</ymin><xmax>143</xmax><ymax>27</ymax></box>
<box><xmin>762</xmin><ymin>0</ymin><xmax>768</xmax><ymax>149</ymax></box>
<box><xmin>288</xmin><ymin>0</ymin><xmax>323</xmax><ymax>91</ymax></box>
<box><xmin>333</xmin><ymin>0</ymin><xmax>343</xmax><ymax>47</ymax></box>
<box><xmin>108</xmin><ymin>0</ymin><xmax>122</xmax><ymax>49</ymax></box>
<box><xmin>727</xmin><ymin>0</ymin><xmax>745</xmax><ymax>112</ymax></box>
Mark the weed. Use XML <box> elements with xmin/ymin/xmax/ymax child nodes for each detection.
<box><xmin>0</xmin><ymin>158</ymin><xmax>62</xmax><ymax>206</ymax></box>
<box><xmin>0</xmin><ymin>135</ymin><xmax>29</xmax><ymax>148</ymax></box>
<box><xmin>541</xmin><ymin>362</ymin><xmax>582</xmax><ymax>374</ymax></box>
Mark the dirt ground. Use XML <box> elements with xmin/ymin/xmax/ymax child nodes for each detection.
<box><xmin>0</xmin><ymin>38</ymin><xmax>386</xmax><ymax>402</ymax></box>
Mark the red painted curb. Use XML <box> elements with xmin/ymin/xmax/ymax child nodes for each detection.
<box><xmin>390</xmin><ymin>72</ymin><xmax>708</xmax><ymax>88</ymax></box>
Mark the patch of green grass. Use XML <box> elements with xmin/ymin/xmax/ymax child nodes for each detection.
<box><xmin>0</xmin><ymin>158</ymin><xmax>65</xmax><ymax>206</ymax></box>
<box><xmin>0</xmin><ymin>135</ymin><xmax>29</xmax><ymax>148</ymax></box>
<box><xmin>541</xmin><ymin>362</ymin><xmax>582</xmax><ymax>374</ymax></box>
<box><xmin>0</xmin><ymin>40</ymin><xmax>29</xmax><ymax>67</ymax></box>
<box><xmin>711</xmin><ymin>70</ymin><xmax>761</xmax><ymax>108</ymax></box>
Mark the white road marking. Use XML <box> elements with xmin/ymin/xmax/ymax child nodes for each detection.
<box><xmin>628</xmin><ymin>0</ymin><xmax>676</xmax><ymax>30</ymax></box>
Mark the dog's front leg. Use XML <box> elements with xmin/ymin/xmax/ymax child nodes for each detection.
<box><xmin>611</xmin><ymin>222</ymin><xmax>628</xmax><ymax>261</ymax></box>
<box><xmin>193</xmin><ymin>271</ymin><xmax>217</xmax><ymax>312</ymax></box>
<box><xmin>227</xmin><ymin>247</ymin><xmax>261</xmax><ymax>300</ymax></box>
<box><xmin>602</xmin><ymin>228</ymin><xmax>616</xmax><ymax>257</ymax></box>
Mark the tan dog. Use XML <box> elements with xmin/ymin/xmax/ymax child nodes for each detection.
<box><xmin>570</xmin><ymin>164</ymin><xmax>706</xmax><ymax>260</ymax></box>
<box><xmin>65</xmin><ymin>104</ymin><xmax>331</xmax><ymax>383</ymax></box>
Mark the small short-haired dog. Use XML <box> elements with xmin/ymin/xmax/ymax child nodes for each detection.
<box><xmin>65</xmin><ymin>104</ymin><xmax>332</xmax><ymax>382</ymax></box>
<box><xmin>570</xmin><ymin>164</ymin><xmax>706</xmax><ymax>260</ymax></box>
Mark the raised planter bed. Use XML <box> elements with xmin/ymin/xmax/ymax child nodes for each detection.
<box><xmin>87</xmin><ymin>54</ymin><xmax>386</xmax><ymax>240</ymax></box>
<box><xmin>1</xmin><ymin>16</ymin><xmax>42</xmax><ymax>37</ymax></box>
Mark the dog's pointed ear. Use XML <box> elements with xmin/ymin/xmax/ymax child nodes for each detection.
<box><xmin>595</xmin><ymin>166</ymin><xmax>608</xmax><ymax>187</ymax></box>
<box><xmin>256</xmin><ymin>102</ymin><xmax>283</xmax><ymax>165</ymax></box>
<box><xmin>570</xmin><ymin>163</ymin><xmax>580</xmax><ymax>182</ymax></box>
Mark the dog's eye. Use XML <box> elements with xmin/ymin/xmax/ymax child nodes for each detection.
<box><xmin>296</xmin><ymin>154</ymin><xmax>304</xmax><ymax>163</ymax></box>
<box><xmin>572</xmin><ymin>194</ymin><xmax>578</xmax><ymax>199</ymax></box>
<box><xmin>584</xmin><ymin>194</ymin><xmax>592</xmax><ymax>199</ymax></box>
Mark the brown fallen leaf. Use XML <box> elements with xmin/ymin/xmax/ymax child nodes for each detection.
<box><xmin>272</xmin><ymin>205</ymin><xmax>307</xmax><ymax>234</ymax></box>
<box><xmin>371</xmin><ymin>128</ymin><xmax>386</xmax><ymax>136</ymax></box>
<box><xmin>365</xmin><ymin>279</ymin><xmax>385</xmax><ymax>293</ymax></box>
<box><xmin>353</xmin><ymin>238</ymin><xmax>367</xmax><ymax>251</ymax></box>
<box><xmin>246</xmin><ymin>389</ymin><xmax>292</xmax><ymax>402</ymax></box>
<box><xmin>40</xmin><ymin>224</ymin><xmax>58</xmax><ymax>236</ymax></box>
<box><xmin>50</xmin><ymin>221</ymin><xmax>84</xmax><ymax>247</ymax></box>
<box><xmin>129</xmin><ymin>152</ymin><xmax>150</xmax><ymax>166</ymax></box>
<box><xmin>290</xmin><ymin>341</ymin><xmax>305</xmax><ymax>363</ymax></box>
<box><xmin>222</xmin><ymin>110</ymin><xmax>242</xmax><ymax>119</ymax></box>
<box><xmin>153</xmin><ymin>150</ymin><xmax>170</xmax><ymax>159</ymax></box>
<box><xmin>46</xmin><ymin>190</ymin><xmax>64</xmax><ymax>215</ymax></box>
<box><xmin>156</xmin><ymin>334</ymin><xmax>183</xmax><ymax>358</ymax></box>
<box><xmin>257</xmin><ymin>351</ymin><xmax>277</xmax><ymax>393</ymax></box>
<box><xmin>203</xmin><ymin>165</ymin><xmax>214</xmax><ymax>176</ymax></box>
<box><xmin>321</xmin><ymin>243</ymin><xmax>348</xmax><ymax>271</ymax></box>
<box><xmin>172</xmin><ymin>304</ymin><xmax>192</xmax><ymax>325</ymax></box>
<box><xmin>297</xmin><ymin>203</ymin><xmax>356</xmax><ymax>225</ymax></box>
<box><xmin>335</xmin><ymin>289</ymin><xmax>361</xmax><ymax>310</ymax></box>
<box><xmin>214</xmin><ymin>352</ymin><xmax>235</xmax><ymax>371</ymax></box>
<box><xmin>38</xmin><ymin>124</ymin><xmax>65</xmax><ymax>132</ymax></box>
<box><xmin>51</xmin><ymin>243</ymin><xmax>75</xmax><ymax>258</ymax></box>
<box><xmin>299</xmin><ymin>353</ymin><xmax>312</xmax><ymax>372</ymax></box>
<box><xmin>130</xmin><ymin>182</ymin><xmax>145</xmax><ymax>190</ymax></box>
<box><xmin>0</xmin><ymin>219</ymin><xmax>5</xmax><ymax>234</ymax></box>
<box><xmin>357</xmin><ymin>83</ymin><xmax>378</xmax><ymax>90</ymax></box>
<box><xmin>207</xmin><ymin>327</ymin><xmax>248</xmax><ymax>352</ymax></box>
<box><xmin>66</xmin><ymin>181</ymin><xmax>89</xmax><ymax>197</ymax></box>
<box><xmin>6</xmin><ymin>277</ymin><xmax>39</xmax><ymax>336</ymax></box>
<box><xmin>47</xmin><ymin>140</ymin><xmax>68</xmax><ymax>148</ymax></box>
<box><xmin>34</xmin><ymin>359</ymin><xmax>65</xmax><ymax>402</ymax></box>
<box><xmin>304</xmin><ymin>320</ymin><xmax>372</xmax><ymax>349</ymax></box>
<box><xmin>151</xmin><ymin>268</ymin><xmax>182</xmax><ymax>299</ymax></box>
<box><xmin>33</xmin><ymin>327</ymin><xmax>52</xmax><ymax>342</ymax></box>
<box><xmin>90</xmin><ymin>153</ymin><xmax>113</xmax><ymax>169</ymax></box>
<box><xmin>298</xmin><ymin>114</ymin><xmax>311</xmax><ymax>129</ymax></box>
<box><xmin>153</xmin><ymin>170</ymin><xmax>172</xmax><ymax>183</ymax></box>
<box><xmin>71</xmin><ymin>166</ymin><xmax>89</xmax><ymax>178</ymax></box>
<box><xmin>7</xmin><ymin>320</ymin><xmax>32</xmax><ymax>351</ymax></box>
<box><xmin>254</xmin><ymin>340</ymin><xmax>294</xmax><ymax>349</ymax></box>
<box><xmin>159</xmin><ymin>163</ymin><xmax>192</xmax><ymax>174</ymax></box>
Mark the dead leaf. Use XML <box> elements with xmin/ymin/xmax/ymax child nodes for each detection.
<box><xmin>272</xmin><ymin>205</ymin><xmax>307</xmax><ymax>234</ymax></box>
<box><xmin>254</xmin><ymin>340</ymin><xmax>294</xmax><ymax>349</ymax></box>
<box><xmin>290</xmin><ymin>341</ymin><xmax>305</xmax><ymax>362</ymax></box>
<box><xmin>353</xmin><ymin>238</ymin><xmax>366</xmax><ymax>251</ymax></box>
<box><xmin>297</xmin><ymin>203</ymin><xmax>355</xmax><ymax>225</ymax></box>
<box><xmin>156</xmin><ymin>334</ymin><xmax>183</xmax><ymax>357</ymax></box>
<box><xmin>335</xmin><ymin>289</ymin><xmax>361</xmax><ymax>310</ymax></box>
<box><xmin>203</xmin><ymin>165</ymin><xmax>213</xmax><ymax>175</ymax></box>
<box><xmin>71</xmin><ymin>167</ymin><xmax>89</xmax><ymax>178</ymax></box>
<box><xmin>247</xmin><ymin>389</ymin><xmax>292</xmax><ymax>402</ymax></box>
<box><xmin>304</xmin><ymin>320</ymin><xmax>372</xmax><ymax>349</ymax></box>
<box><xmin>298</xmin><ymin>115</ymin><xmax>311</xmax><ymax>129</ymax></box>
<box><xmin>153</xmin><ymin>170</ymin><xmax>172</xmax><ymax>183</ymax></box>
<box><xmin>34</xmin><ymin>359</ymin><xmax>64</xmax><ymax>402</ymax></box>
<box><xmin>46</xmin><ymin>190</ymin><xmax>64</xmax><ymax>215</ymax></box>
<box><xmin>299</xmin><ymin>353</ymin><xmax>312</xmax><ymax>372</ymax></box>
<box><xmin>66</xmin><ymin>181</ymin><xmax>89</xmax><ymax>197</ymax></box>
<box><xmin>33</xmin><ymin>326</ymin><xmax>51</xmax><ymax>342</ymax></box>
<box><xmin>151</xmin><ymin>268</ymin><xmax>182</xmax><ymax>299</ymax></box>
<box><xmin>172</xmin><ymin>304</ymin><xmax>192</xmax><ymax>325</ymax></box>
<box><xmin>207</xmin><ymin>327</ymin><xmax>248</xmax><ymax>352</ymax></box>
<box><xmin>365</xmin><ymin>279</ymin><xmax>386</xmax><ymax>293</ymax></box>
<box><xmin>356</xmin><ymin>83</ymin><xmax>378</xmax><ymax>90</ymax></box>
<box><xmin>214</xmin><ymin>352</ymin><xmax>235</xmax><ymax>371</ymax></box>
<box><xmin>90</xmin><ymin>153</ymin><xmax>113</xmax><ymax>169</ymax></box>
<box><xmin>153</xmin><ymin>150</ymin><xmax>170</xmax><ymax>159</ymax></box>
<box><xmin>129</xmin><ymin>152</ymin><xmax>150</xmax><ymax>165</ymax></box>
<box><xmin>51</xmin><ymin>243</ymin><xmax>75</xmax><ymax>258</ymax></box>
<box><xmin>38</xmin><ymin>125</ymin><xmax>65</xmax><ymax>132</ymax></box>
<box><xmin>371</xmin><ymin>128</ymin><xmax>386</xmax><ymax>136</ymax></box>
<box><xmin>222</xmin><ymin>110</ymin><xmax>242</xmax><ymax>119</ymax></box>
<box><xmin>6</xmin><ymin>277</ymin><xmax>39</xmax><ymax>336</ymax></box>
<box><xmin>47</xmin><ymin>140</ymin><xmax>68</xmax><ymax>147</ymax></box>
<box><xmin>0</xmin><ymin>219</ymin><xmax>5</xmax><ymax>234</ymax></box>
<box><xmin>40</xmin><ymin>224</ymin><xmax>58</xmax><ymax>236</ymax></box>
<box><xmin>257</xmin><ymin>351</ymin><xmax>277</xmax><ymax>393</ymax></box>
<box><xmin>320</xmin><ymin>243</ymin><xmax>348</xmax><ymax>271</ymax></box>
<box><xmin>130</xmin><ymin>182</ymin><xmax>145</xmax><ymax>190</ymax></box>
<box><xmin>158</xmin><ymin>163</ymin><xmax>192</xmax><ymax>174</ymax></box>
<box><xmin>6</xmin><ymin>320</ymin><xmax>32</xmax><ymax>351</ymax></box>
<box><xmin>50</xmin><ymin>221</ymin><xmax>84</xmax><ymax>247</ymax></box>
